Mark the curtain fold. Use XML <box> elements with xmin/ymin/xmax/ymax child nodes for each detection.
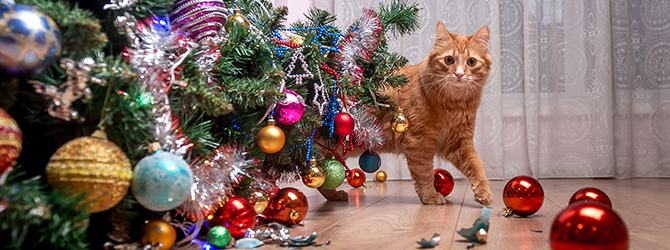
<box><xmin>316</xmin><ymin>0</ymin><xmax>670</xmax><ymax>179</ymax></box>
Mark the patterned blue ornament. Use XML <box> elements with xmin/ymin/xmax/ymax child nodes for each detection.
<box><xmin>0</xmin><ymin>4</ymin><xmax>61</xmax><ymax>76</ymax></box>
<box><xmin>358</xmin><ymin>150</ymin><xmax>381</xmax><ymax>173</ymax></box>
<box><xmin>132</xmin><ymin>150</ymin><xmax>193</xmax><ymax>211</ymax></box>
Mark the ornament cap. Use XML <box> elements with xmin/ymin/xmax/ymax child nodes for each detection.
<box><xmin>91</xmin><ymin>128</ymin><xmax>108</xmax><ymax>140</ymax></box>
<box><xmin>267</xmin><ymin>117</ymin><xmax>276</xmax><ymax>126</ymax></box>
<box><xmin>148</xmin><ymin>142</ymin><xmax>163</xmax><ymax>154</ymax></box>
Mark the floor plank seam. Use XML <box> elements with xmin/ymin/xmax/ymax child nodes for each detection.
<box><xmin>446</xmin><ymin>184</ymin><xmax>468</xmax><ymax>247</ymax></box>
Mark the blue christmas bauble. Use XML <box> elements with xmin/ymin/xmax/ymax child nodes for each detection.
<box><xmin>132</xmin><ymin>150</ymin><xmax>193</xmax><ymax>211</ymax></box>
<box><xmin>358</xmin><ymin>150</ymin><xmax>381</xmax><ymax>173</ymax></box>
<box><xmin>0</xmin><ymin>4</ymin><xmax>61</xmax><ymax>76</ymax></box>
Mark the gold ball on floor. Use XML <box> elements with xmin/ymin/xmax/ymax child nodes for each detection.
<box><xmin>302</xmin><ymin>164</ymin><xmax>326</xmax><ymax>188</ymax></box>
<box><xmin>375</xmin><ymin>171</ymin><xmax>387</xmax><ymax>182</ymax></box>
<box><xmin>46</xmin><ymin>130</ymin><xmax>132</xmax><ymax>213</ymax></box>
<box><xmin>139</xmin><ymin>219</ymin><xmax>177</xmax><ymax>250</ymax></box>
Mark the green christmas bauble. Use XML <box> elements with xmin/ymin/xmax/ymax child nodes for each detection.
<box><xmin>320</xmin><ymin>159</ymin><xmax>346</xmax><ymax>190</ymax></box>
<box><xmin>207</xmin><ymin>226</ymin><xmax>232</xmax><ymax>248</ymax></box>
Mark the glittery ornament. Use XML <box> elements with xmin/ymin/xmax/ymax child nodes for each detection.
<box><xmin>434</xmin><ymin>169</ymin><xmax>454</xmax><ymax>196</ymax></box>
<box><xmin>502</xmin><ymin>175</ymin><xmax>544</xmax><ymax>217</ymax></box>
<box><xmin>375</xmin><ymin>171</ymin><xmax>387</xmax><ymax>182</ymax></box>
<box><xmin>550</xmin><ymin>203</ymin><xmax>628</xmax><ymax>250</ymax></box>
<box><xmin>0</xmin><ymin>4</ymin><xmax>61</xmax><ymax>75</ymax></box>
<box><xmin>274</xmin><ymin>90</ymin><xmax>305</xmax><ymax>125</ymax></box>
<box><xmin>0</xmin><ymin>108</ymin><xmax>21</xmax><ymax>176</ymax></box>
<box><xmin>46</xmin><ymin>129</ymin><xmax>132</xmax><ymax>213</ymax></box>
<box><xmin>139</xmin><ymin>219</ymin><xmax>177</xmax><ymax>250</ymax></box>
<box><xmin>209</xmin><ymin>195</ymin><xmax>257</xmax><ymax>239</ymax></box>
<box><xmin>346</xmin><ymin>168</ymin><xmax>366</xmax><ymax>188</ymax></box>
<box><xmin>301</xmin><ymin>159</ymin><xmax>326</xmax><ymax>188</ymax></box>
<box><xmin>132</xmin><ymin>149</ymin><xmax>193</xmax><ymax>211</ymax></box>
<box><xmin>257</xmin><ymin>118</ymin><xmax>285</xmax><ymax>154</ymax></box>
<box><xmin>568</xmin><ymin>187</ymin><xmax>612</xmax><ymax>208</ymax></box>
<box><xmin>267</xmin><ymin>187</ymin><xmax>308</xmax><ymax>225</ymax></box>
<box><xmin>358</xmin><ymin>150</ymin><xmax>381</xmax><ymax>173</ymax></box>
<box><xmin>226</xmin><ymin>8</ymin><xmax>249</xmax><ymax>32</ymax></box>
<box><xmin>207</xmin><ymin>226</ymin><xmax>232</xmax><ymax>248</ymax></box>
<box><xmin>319</xmin><ymin>159</ymin><xmax>346</xmax><ymax>190</ymax></box>
<box><xmin>334</xmin><ymin>112</ymin><xmax>355</xmax><ymax>136</ymax></box>
<box><xmin>169</xmin><ymin>0</ymin><xmax>227</xmax><ymax>43</ymax></box>
<box><xmin>391</xmin><ymin>107</ymin><xmax>409</xmax><ymax>133</ymax></box>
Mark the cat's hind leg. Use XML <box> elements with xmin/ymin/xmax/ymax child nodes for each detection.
<box><xmin>404</xmin><ymin>141</ymin><xmax>446</xmax><ymax>205</ymax></box>
<box><xmin>317</xmin><ymin>187</ymin><xmax>348</xmax><ymax>201</ymax></box>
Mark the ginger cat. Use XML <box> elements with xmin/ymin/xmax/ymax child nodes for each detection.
<box><xmin>319</xmin><ymin>22</ymin><xmax>494</xmax><ymax>205</ymax></box>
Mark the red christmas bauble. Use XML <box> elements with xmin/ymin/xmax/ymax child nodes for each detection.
<box><xmin>0</xmin><ymin>108</ymin><xmax>22</xmax><ymax>175</ymax></box>
<box><xmin>267</xmin><ymin>187</ymin><xmax>308</xmax><ymax>225</ymax></box>
<box><xmin>550</xmin><ymin>203</ymin><xmax>628</xmax><ymax>250</ymax></box>
<box><xmin>347</xmin><ymin>169</ymin><xmax>366</xmax><ymax>188</ymax></box>
<box><xmin>434</xmin><ymin>169</ymin><xmax>454</xmax><ymax>196</ymax></box>
<box><xmin>334</xmin><ymin>113</ymin><xmax>355</xmax><ymax>136</ymax></box>
<box><xmin>209</xmin><ymin>195</ymin><xmax>257</xmax><ymax>238</ymax></box>
<box><xmin>569</xmin><ymin>187</ymin><xmax>612</xmax><ymax>208</ymax></box>
<box><xmin>503</xmin><ymin>175</ymin><xmax>544</xmax><ymax>216</ymax></box>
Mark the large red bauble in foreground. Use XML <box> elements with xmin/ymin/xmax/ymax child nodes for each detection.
<box><xmin>550</xmin><ymin>203</ymin><xmax>628</xmax><ymax>250</ymax></box>
<box><xmin>503</xmin><ymin>175</ymin><xmax>544</xmax><ymax>216</ymax></box>
<box><xmin>267</xmin><ymin>187</ymin><xmax>308</xmax><ymax>225</ymax></box>
<box><xmin>569</xmin><ymin>187</ymin><xmax>612</xmax><ymax>208</ymax></box>
<box><xmin>334</xmin><ymin>112</ymin><xmax>355</xmax><ymax>136</ymax></box>
<box><xmin>209</xmin><ymin>195</ymin><xmax>257</xmax><ymax>238</ymax></box>
<box><xmin>433</xmin><ymin>169</ymin><xmax>454</xmax><ymax>196</ymax></box>
<box><xmin>347</xmin><ymin>168</ymin><xmax>366</xmax><ymax>188</ymax></box>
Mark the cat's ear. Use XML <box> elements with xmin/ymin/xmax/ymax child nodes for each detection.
<box><xmin>435</xmin><ymin>21</ymin><xmax>453</xmax><ymax>42</ymax></box>
<box><xmin>472</xmin><ymin>26</ymin><xmax>490</xmax><ymax>47</ymax></box>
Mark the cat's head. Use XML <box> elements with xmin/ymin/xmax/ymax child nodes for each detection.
<box><xmin>420</xmin><ymin>22</ymin><xmax>492</xmax><ymax>102</ymax></box>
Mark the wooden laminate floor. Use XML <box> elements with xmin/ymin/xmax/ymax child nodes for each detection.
<box><xmin>259</xmin><ymin>178</ymin><xmax>670</xmax><ymax>249</ymax></box>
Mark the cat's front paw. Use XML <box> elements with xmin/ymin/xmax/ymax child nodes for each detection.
<box><xmin>419</xmin><ymin>191</ymin><xmax>446</xmax><ymax>205</ymax></box>
<box><xmin>473</xmin><ymin>182</ymin><xmax>493</xmax><ymax>205</ymax></box>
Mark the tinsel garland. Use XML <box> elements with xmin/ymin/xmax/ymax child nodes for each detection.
<box><xmin>337</xmin><ymin>9</ymin><xmax>383</xmax><ymax>86</ymax></box>
<box><xmin>349</xmin><ymin>106</ymin><xmax>386</xmax><ymax>151</ymax></box>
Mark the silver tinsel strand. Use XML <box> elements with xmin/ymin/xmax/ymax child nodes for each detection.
<box><xmin>178</xmin><ymin>144</ymin><xmax>260</xmax><ymax>220</ymax></box>
<box><xmin>349</xmin><ymin>106</ymin><xmax>386</xmax><ymax>150</ymax></box>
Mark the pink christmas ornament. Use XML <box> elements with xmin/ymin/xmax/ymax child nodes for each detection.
<box><xmin>275</xmin><ymin>90</ymin><xmax>305</xmax><ymax>125</ymax></box>
<box><xmin>170</xmin><ymin>0</ymin><xmax>227</xmax><ymax>43</ymax></box>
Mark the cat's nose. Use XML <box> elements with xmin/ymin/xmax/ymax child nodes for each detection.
<box><xmin>455</xmin><ymin>72</ymin><xmax>464</xmax><ymax>80</ymax></box>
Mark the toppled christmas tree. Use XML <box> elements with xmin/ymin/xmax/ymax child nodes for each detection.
<box><xmin>0</xmin><ymin>0</ymin><xmax>419</xmax><ymax>248</ymax></box>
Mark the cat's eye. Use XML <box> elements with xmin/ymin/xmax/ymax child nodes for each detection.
<box><xmin>445</xmin><ymin>56</ymin><xmax>455</xmax><ymax>65</ymax></box>
<box><xmin>467</xmin><ymin>58</ymin><xmax>477</xmax><ymax>67</ymax></box>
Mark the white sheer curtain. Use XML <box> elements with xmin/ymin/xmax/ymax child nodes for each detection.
<box><xmin>314</xmin><ymin>0</ymin><xmax>670</xmax><ymax>179</ymax></box>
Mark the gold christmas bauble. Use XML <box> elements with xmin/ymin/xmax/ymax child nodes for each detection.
<box><xmin>302</xmin><ymin>160</ymin><xmax>326</xmax><ymax>188</ymax></box>
<box><xmin>45</xmin><ymin>129</ymin><xmax>132</xmax><ymax>213</ymax></box>
<box><xmin>391</xmin><ymin>107</ymin><xmax>410</xmax><ymax>133</ymax></box>
<box><xmin>257</xmin><ymin>118</ymin><xmax>285</xmax><ymax>153</ymax></box>
<box><xmin>227</xmin><ymin>8</ymin><xmax>250</xmax><ymax>31</ymax></box>
<box><xmin>375</xmin><ymin>171</ymin><xmax>387</xmax><ymax>182</ymax></box>
<box><xmin>289</xmin><ymin>36</ymin><xmax>305</xmax><ymax>46</ymax></box>
<box><xmin>139</xmin><ymin>219</ymin><xmax>177</xmax><ymax>250</ymax></box>
<box><xmin>246</xmin><ymin>190</ymin><xmax>269</xmax><ymax>214</ymax></box>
